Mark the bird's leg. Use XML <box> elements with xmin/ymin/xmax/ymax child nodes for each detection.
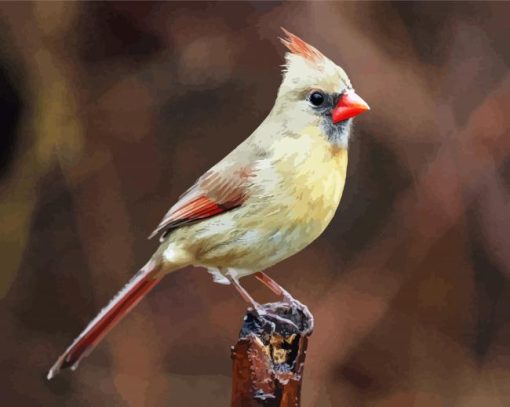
<box><xmin>226</xmin><ymin>273</ymin><xmax>261</xmax><ymax>311</ymax></box>
<box><xmin>255</xmin><ymin>272</ymin><xmax>294</xmax><ymax>304</ymax></box>
<box><xmin>225</xmin><ymin>271</ymin><xmax>298</xmax><ymax>330</ymax></box>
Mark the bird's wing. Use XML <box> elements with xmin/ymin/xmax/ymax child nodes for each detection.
<box><xmin>149</xmin><ymin>166</ymin><xmax>252</xmax><ymax>239</ymax></box>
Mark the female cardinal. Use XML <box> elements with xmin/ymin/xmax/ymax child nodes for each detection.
<box><xmin>48</xmin><ymin>28</ymin><xmax>369</xmax><ymax>379</ymax></box>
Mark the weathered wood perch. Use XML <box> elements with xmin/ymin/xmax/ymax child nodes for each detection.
<box><xmin>231</xmin><ymin>301</ymin><xmax>314</xmax><ymax>406</ymax></box>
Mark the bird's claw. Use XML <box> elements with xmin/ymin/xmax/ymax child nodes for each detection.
<box><xmin>252</xmin><ymin>305</ymin><xmax>299</xmax><ymax>331</ymax></box>
<box><xmin>282</xmin><ymin>296</ymin><xmax>314</xmax><ymax>333</ymax></box>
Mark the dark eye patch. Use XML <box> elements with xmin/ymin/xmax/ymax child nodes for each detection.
<box><xmin>307</xmin><ymin>90</ymin><xmax>336</xmax><ymax>114</ymax></box>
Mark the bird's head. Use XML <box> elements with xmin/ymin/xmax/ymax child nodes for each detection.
<box><xmin>274</xmin><ymin>29</ymin><xmax>369</xmax><ymax>148</ymax></box>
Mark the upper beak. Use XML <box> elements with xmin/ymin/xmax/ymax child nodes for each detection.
<box><xmin>331</xmin><ymin>90</ymin><xmax>370</xmax><ymax>124</ymax></box>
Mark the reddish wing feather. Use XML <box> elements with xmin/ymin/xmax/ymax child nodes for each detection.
<box><xmin>167</xmin><ymin>196</ymin><xmax>224</xmax><ymax>222</ymax></box>
<box><xmin>149</xmin><ymin>168</ymin><xmax>250</xmax><ymax>239</ymax></box>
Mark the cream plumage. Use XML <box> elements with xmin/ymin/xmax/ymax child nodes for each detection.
<box><xmin>48</xmin><ymin>28</ymin><xmax>369</xmax><ymax>379</ymax></box>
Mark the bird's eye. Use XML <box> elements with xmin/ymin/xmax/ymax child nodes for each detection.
<box><xmin>309</xmin><ymin>91</ymin><xmax>325</xmax><ymax>107</ymax></box>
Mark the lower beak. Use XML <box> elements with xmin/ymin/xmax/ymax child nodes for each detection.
<box><xmin>331</xmin><ymin>90</ymin><xmax>370</xmax><ymax>124</ymax></box>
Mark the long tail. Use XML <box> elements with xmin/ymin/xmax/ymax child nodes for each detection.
<box><xmin>47</xmin><ymin>260</ymin><xmax>163</xmax><ymax>379</ymax></box>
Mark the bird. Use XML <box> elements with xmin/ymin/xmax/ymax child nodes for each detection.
<box><xmin>47</xmin><ymin>28</ymin><xmax>369</xmax><ymax>379</ymax></box>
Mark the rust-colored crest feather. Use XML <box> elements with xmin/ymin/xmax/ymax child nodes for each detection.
<box><xmin>280</xmin><ymin>28</ymin><xmax>324</xmax><ymax>64</ymax></box>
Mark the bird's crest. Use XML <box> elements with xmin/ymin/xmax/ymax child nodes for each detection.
<box><xmin>280</xmin><ymin>28</ymin><xmax>325</xmax><ymax>65</ymax></box>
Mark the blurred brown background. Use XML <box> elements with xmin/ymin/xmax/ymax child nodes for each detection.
<box><xmin>0</xmin><ymin>2</ymin><xmax>509</xmax><ymax>406</ymax></box>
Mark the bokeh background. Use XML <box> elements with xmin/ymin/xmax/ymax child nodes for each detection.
<box><xmin>1</xmin><ymin>2</ymin><xmax>509</xmax><ymax>406</ymax></box>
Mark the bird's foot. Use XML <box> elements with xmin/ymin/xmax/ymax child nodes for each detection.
<box><xmin>281</xmin><ymin>296</ymin><xmax>314</xmax><ymax>333</ymax></box>
<box><xmin>246</xmin><ymin>300</ymin><xmax>314</xmax><ymax>335</ymax></box>
<box><xmin>254</xmin><ymin>272</ymin><xmax>314</xmax><ymax>332</ymax></box>
<box><xmin>253</xmin><ymin>305</ymin><xmax>299</xmax><ymax>331</ymax></box>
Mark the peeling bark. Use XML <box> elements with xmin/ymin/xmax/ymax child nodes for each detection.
<box><xmin>231</xmin><ymin>301</ymin><xmax>313</xmax><ymax>406</ymax></box>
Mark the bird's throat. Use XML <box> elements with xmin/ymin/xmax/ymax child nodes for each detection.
<box><xmin>322</xmin><ymin>118</ymin><xmax>352</xmax><ymax>149</ymax></box>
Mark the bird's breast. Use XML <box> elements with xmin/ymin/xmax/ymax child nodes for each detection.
<box><xmin>168</xmin><ymin>126</ymin><xmax>349</xmax><ymax>272</ymax></box>
<box><xmin>252</xmin><ymin>126</ymin><xmax>348</xmax><ymax>244</ymax></box>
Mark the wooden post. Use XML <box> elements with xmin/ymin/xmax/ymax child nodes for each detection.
<box><xmin>230</xmin><ymin>301</ymin><xmax>314</xmax><ymax>406</ymax></box>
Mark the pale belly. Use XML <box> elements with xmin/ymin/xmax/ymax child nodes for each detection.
<box><xmin>165</xmin><ymin>134</ymin><xmax>349</xmax><ymax>278</ymax></box>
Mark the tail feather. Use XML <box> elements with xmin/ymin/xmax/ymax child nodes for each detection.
<box><xmin>47</xmin><ymin>261</ymin><xmax>162</xmax><ymax>379</ymax></box>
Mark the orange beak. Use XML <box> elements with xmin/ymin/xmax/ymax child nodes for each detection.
<box><xmin>331</xmin><ymin>90</ymin><xmax>370</xmax><ymax>124</ymax></box>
